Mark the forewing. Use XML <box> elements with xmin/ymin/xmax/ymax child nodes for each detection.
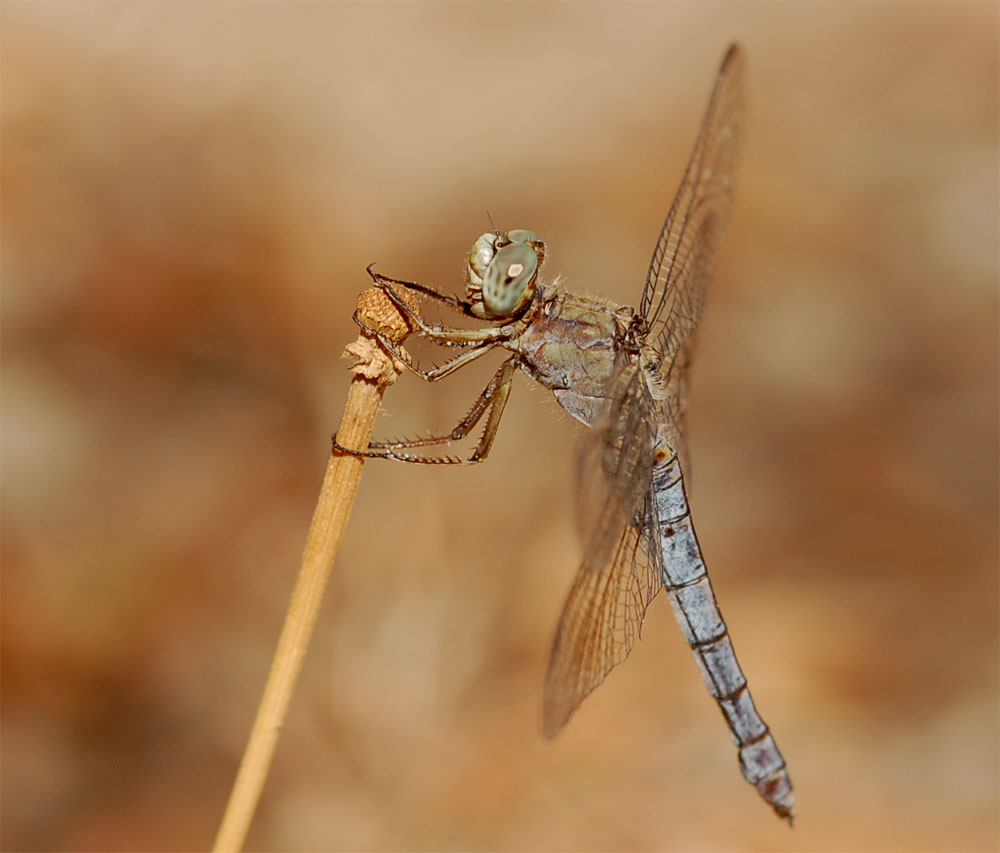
<box><xmin>639</xmin><ymin>44</ymin><xmax>746</xmax><ymax>372</ymax></box>
<box><xmin>543</xmin><ymin>362</ymin><xmax>661</xmax><ymax>738</ymax></box>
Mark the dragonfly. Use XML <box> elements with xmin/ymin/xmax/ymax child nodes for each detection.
<box><xmin>334</xmin><ymin>44</ymin><xmax>794</xmax><ymax>823</ymax></box>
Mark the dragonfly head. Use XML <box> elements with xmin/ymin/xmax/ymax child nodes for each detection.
<box><xmin>466</xmin><ymin>229</ymin><xmax>546</xmax><ymax>319</ymax></box>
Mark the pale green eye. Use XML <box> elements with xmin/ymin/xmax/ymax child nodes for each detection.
<box><xmin>506</xmin><ymin>229</ymin><xmax>541</xmax><ymax>248</ymax></box>
<box><xmin>482</xmin><ymin>242</ymin><xmax>538</xmax><ymax>316</ymax></box>
<box><xmin>465</xmin><ymin>228</ymin><xmax>545</xmax><ymax>318</ymax></box>
<box><xmin>468</xmin><ymin>234</ymin><xmax>497</xmax><ymax>285</ymax></box>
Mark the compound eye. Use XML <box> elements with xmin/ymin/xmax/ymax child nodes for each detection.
<box><xmin>482</xmin><ymin>241</ymin><xmax>538</xmax><ymax>317</ymax></box>
<box><xmin>467</xmin><ymin>233</ymin><xmax>497</xmax><ymax>285</ymax></box>
<box><xmin>505</xmin><ymin>229</ymin><xmax>545</xmax><ymax>268</ymax></box>
<box><xmin>506</xmin><ymin>229</ymin><xmax>540</xmax><ymax>246</ymax></box>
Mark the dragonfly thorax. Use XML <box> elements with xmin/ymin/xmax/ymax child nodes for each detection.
<box><xmin>465</xmin><ymin>229</ymin><xmax>546</xmax><ymax>319</ymax></box>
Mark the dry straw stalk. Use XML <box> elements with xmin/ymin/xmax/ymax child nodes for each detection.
<box><xmin>213</xmin><ymin>287</ymin><xmax>412</xmax><ymax>853</ymax></box>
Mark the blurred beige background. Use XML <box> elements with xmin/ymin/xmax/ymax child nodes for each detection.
<box><xmin>3</xmin><ymin>2</ymin><xmax>997</xmax><ymax>851</ymax></box>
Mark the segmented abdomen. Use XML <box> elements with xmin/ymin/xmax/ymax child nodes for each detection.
<box><xmin>650</xmin><ymin>455</ymin><xmax>795</xmax><ymax>822</ymax></box>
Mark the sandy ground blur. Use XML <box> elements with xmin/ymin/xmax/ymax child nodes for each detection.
<box><xmin>3</xmin><ymin>3</ymin><xmax>997</xmax><ymax>851</ymax></box>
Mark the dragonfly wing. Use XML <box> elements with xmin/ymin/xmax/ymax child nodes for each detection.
<box><xmin>661</xmin><ymin>339</ymin><xmax>695</xmax><ymax>479</ymax></box>
<box><xmin>542</xmin><ymin>361</ymin><xmax>662</xmax><ymax>738</ymax></box>
<box><xmin>639</xmin><ymin>44</ymin><xmax>746</xmax><ymax>375</ymax></box>
<box><xmin>542</xmin><ymin>517</ymin><xmax>661</xmax><ymax>738</ymax></box>
<box><xmin>573</xmin><ymin>360</ymin><xmax>654</xmax><ymax>565</ymax></box>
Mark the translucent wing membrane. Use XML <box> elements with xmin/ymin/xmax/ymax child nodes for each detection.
<box><xmin>543</xmin><ymin>363</ymin><xmax>662</xmax><ymax>737</ymax></box>
<box><xmin>661</xmin><ymin>339</ymin><xmax>696</xmax><ymax>478</ymax></box>
<box><xmin>574</xmin><ymin>361</ymin><xmax>655</xmax><ymax>566</ymax></box>
<box><xmin>542</xmin><ymin>517</ymin><xmax>661</xmax><ymax>738</ymax></box>
<box><xmin>639</xmin><ymin>44</ymin><xmax>746</xmax><ymax>375</ymax></box>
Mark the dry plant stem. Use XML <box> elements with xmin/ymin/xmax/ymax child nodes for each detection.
<box><xmin>213</xmin><ymin>288</ymin><xmax>410</xmax><ymax>853</ymax></box>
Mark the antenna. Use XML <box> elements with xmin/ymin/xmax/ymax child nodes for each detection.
<box><xmin>486</xmin><ymin>210</ymin><xmax>500</xmax><ymax>237</ymax></box>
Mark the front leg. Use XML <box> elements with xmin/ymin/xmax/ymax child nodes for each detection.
<box><xmin>367</xmin><ymin>265</ymin><xmax>475</xmax><ymax>317</ymax></box>
<box><xmin>369</xmin><ymin>271</ymin><xmax>519</xmax><ymax>345</ymax></box>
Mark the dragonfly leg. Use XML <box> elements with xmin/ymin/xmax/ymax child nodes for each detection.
<box><xmin>367</xmin><ymin>265</ymin><xmax>475</xmax><ymax>317</ymax></box>
<box><xmin>407</xmin><ymin>341</ymin><xmax>501</xmax><ymax>382</ymax></box>
<box><xmin>352</xmin><ymin>313</ymin><xmax>501</xmax><ymax>384</ymax></box>
<box><xmin>370</xmin><ymin>270</ymin><xmax>519</xmax><ymax>345</ymax></box>
<box><xmin>332</xmin><ymin>356</ymin><xmax>518</xmax><ymax>465</ymax></box>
